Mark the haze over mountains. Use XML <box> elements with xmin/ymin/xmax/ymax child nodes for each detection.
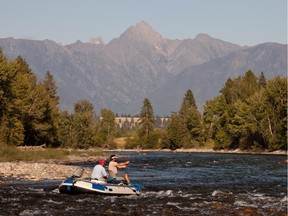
<box><xmin>0</xmin><ymin>21</ymin><xmax>286</xmax><ymax>115</ymax></box>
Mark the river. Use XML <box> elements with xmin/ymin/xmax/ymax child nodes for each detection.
<box><xmin>0</xmin><ymin>152</ymin><xmax>287</xmax><ymax>215</ymax></box>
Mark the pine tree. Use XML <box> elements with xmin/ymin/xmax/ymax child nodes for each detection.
<box><xmin>38</xmin><ymin>71</ymin><xmax>61</xmax><ymax>147</ymax></box>
<box><xmin>220</xmin><ymin>78</ymin><xmax>235</xmax><ymax>104</ymax></box>
<box><xmin>179</xmin><ymin>89</ymin><xmax>196</xmax><ymax>113</ymax></box>
<box><xmin>138</xmin><ymin>98</ymin><xmax>155</xmax><ymax>148</ymax></box>
<box><xmin>0</xmin><ymin>49</ymin><xmax>10</xmax><ymax>120</ymax></box>
<box><xmin>179</xmin><ymin>90</ymin><xmax>203</xmax><ymax>147</ymax></box>
<box><xmin>165</xmin><ymin>90</ymin><xmax>203</xmax><ymax>149</ymax></box>
<box><xmin>43</xmin><ymin>71</ymin><xmax>59</xmax><ymax>104</ymax></box>
<box><xmin>241</xmin><ymin>70</ymin><xmax>259</xmax><ymax>101</ymax></box>
<box><xmin>258</xmin><ymin>72</ymin><xmax>267</xmax><ymax>88</ymax></box>
<box><xmin>139</xmin><ymin>98</ymin><xmax>155</xmax><ymax>137</ymax></box>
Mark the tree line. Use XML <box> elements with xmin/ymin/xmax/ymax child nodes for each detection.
<box><xmin>136</xmin><ymin>71</ymin><xmax>287</xmax><ymax>151</ymax></box>
<box><xmin>0</xmin><ymin>50</ymin><xmax>286</xmax><ymax>151</ymax></box>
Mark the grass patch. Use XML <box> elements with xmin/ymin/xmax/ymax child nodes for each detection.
<box><xmin>0</xmin><ymin>146</ymin><xmax>104</xmax><ymax>162</ymax></box>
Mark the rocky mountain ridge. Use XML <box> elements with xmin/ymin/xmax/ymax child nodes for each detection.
<box><xmin>0</xmin><ymin>21</ymin><xmax>286</xmax><ymax>115</ymax></box>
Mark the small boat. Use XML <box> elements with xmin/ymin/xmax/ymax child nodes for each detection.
<box><xmin>59</xmin><ymin>168</ymin><xmax>143</xmax><ymax>196</ymax></box>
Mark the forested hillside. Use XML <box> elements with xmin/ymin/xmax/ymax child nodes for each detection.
<box><xmin>0</xmin><ymin>50</ymin><xmax>286</xmax><ymax>151</ymax></box>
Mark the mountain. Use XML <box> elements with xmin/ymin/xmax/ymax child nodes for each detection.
<box><xmin>0</xmin><ymin>21</ymin><xmax>286</xmax><ymax>115</ymax></box>
<box><xmin>147</xmin><ymin>43</ymin><xmax>287</xmax><ymax>114</ymax></box>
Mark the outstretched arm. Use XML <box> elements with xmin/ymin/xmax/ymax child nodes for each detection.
<box><xmin>116</xmin><ymin>161</ymin><xmax>129</xmax><ymax>168</ymax></box>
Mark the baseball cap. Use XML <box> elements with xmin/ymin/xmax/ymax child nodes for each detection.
<box><xmin>99</xmin><ymin>159</ymin><xmax>106</xmax><ymax>164</ymax></box>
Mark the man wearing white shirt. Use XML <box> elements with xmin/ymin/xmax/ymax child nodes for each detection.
<box><xmin>91</xmin><ymin>159</ymin><xmax>107</xmax><ymax>182</ymax></box>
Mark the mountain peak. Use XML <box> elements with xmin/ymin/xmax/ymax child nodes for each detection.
<box><xmin>134</xmin><ymin>20</ymin><xmax>153</xmax><ymax>31</ymax></box>
<box><xmin>119</xmin><ymin>20</ymin><xmax>164</xmax><ymax>45</ymax></box>
<box><xmin>195</xmin><ymin>33</ymin><xmax>212</xmax><ymax>41</ymax></box>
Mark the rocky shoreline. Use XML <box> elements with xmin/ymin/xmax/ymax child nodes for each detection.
<box><xmin>0</xmin><ymin>155</ymin><xmax>104</xmax><ymax>183</ymax></box>
<box><xmin>0</xmin><ymin>149</ymin><xmax>286</xmax><ymax>183</ymax></box>
<box><xmin>0</xmin><ymin>161</ymin><xmax>86</xmax><ymax>182</ymax></box>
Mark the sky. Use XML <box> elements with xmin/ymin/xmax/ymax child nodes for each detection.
<box><xmin>0</xmin><ymin>0</ymin><xmax>287</xmax><ymax>46</ymax></box>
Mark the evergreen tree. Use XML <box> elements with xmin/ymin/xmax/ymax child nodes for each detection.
<box><xmin>39</xmin><ymin>71</ymin><xmax>61</xmax><ymax>147</ymax></box>
<box><xmin>258</xmin><ymin>72</ymin><xmax>267</xmax><ymax>88</ymax></box>
<box><xmin>43</xmin><ymin>71</ymin><xmax>59</xmax><ymax>104</ymax></box>
<box><xmin>0</xmin><ymin>49</ymin><xmax>10</xmax><ymax>120</ymax></box>
<box><xmin>0</xmin><ymin>49</ymin><xmax>11</xmax><ymax>145</ymax></box>
<box><xmin>139</xmin><ymin>98</ymin><xmax>155</xmax><ymax>137</ymax></box>
<box><xmin>241</xmin><ymin>70</ymin><xmax>259</xmax><ymax>101</ymax></box>
<box><xmin>220</xmin><ymin>78</ymin><xmax>235</xmax><ymax>104</ymax></box>
<box><xmin>179</xmin><ymin>89</ymin><xmax>196</xmax><ymax>112</ymax></box>
<box><xmin>179</xmin><ymin>90</ymin><xmax>203</xmax><ymax>147</ymax></box>
<box><xmin>138</xmin><ymin>98</ymin><xmax>155</xmax><ymax>148</ymax></box>
<box><xmin>165</xmin><ymin>90</ymin><xmax>203</xmax><ymax>149</ymax></box>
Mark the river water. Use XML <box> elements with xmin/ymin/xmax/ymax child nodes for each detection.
<box><xmin>0</xmin><ymin>152</ymin><xmax>287</xmax><ymax>215</ymax></box>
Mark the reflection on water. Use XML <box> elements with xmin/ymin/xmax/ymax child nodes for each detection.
<box><xmin>0</xmin><ymin>152</ymin><xmax>287</xmax><ymax>215</ymax></box>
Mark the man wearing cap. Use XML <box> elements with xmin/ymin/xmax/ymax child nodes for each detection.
<box><xmin>108</xmin><ymin>155</ymin><xmax>130</xmax><ymax>183</ymax></box>
<box><xmin>91</xmin><ymin>159</ymin><xmax>107</xmax><ymax>182</ymax></box>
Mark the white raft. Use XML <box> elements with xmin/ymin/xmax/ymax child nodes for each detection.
<box><xmin>59</xmin><ymin>169</ymin><xmax>143</xmax><ymax>195</ymax></box>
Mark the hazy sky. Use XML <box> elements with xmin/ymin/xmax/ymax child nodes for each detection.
<box><xmin>1</xmin><ymin>0</ymin><xmax>287</xmax><ymax>46</ymax></box>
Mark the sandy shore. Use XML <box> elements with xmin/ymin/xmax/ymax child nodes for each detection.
<box><xmin>0</xmin><ymin>149</ymin><xmax>286</xmax><ymax>183</ymax></box>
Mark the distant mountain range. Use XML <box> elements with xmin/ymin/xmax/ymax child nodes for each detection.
<box><xmin>0</xmin><ymin>21</ymin><xmax>286</xmax><ymax>115</ymax></box>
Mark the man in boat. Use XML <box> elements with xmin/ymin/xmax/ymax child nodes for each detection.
<box><xmin>91</xmin><ymin>159</ymin><xmax>107</xmax><ymax>182</ymax></box>
<box><xmin>108</xmin><ymin>155</ymin><xmax>130</xmax><ymax>184</ymax></box>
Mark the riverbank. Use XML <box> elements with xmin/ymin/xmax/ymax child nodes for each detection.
<box><xmin>0</xmin><ymin>154</ymin><xmax>106</xmax><ymax>183</ymax></box>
